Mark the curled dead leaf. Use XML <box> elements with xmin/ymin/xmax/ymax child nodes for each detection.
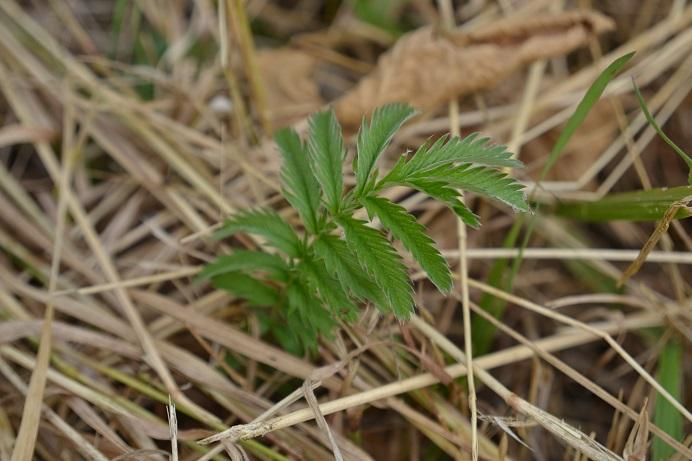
<box><xmin>335</xmin><ymin>11</ymin><xmax>615</xmax><ymax>126</ymax></box>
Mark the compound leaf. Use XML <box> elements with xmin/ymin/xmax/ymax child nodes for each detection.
<box><xmin>363</xmin><ymin>196</ymin><xmax>451</xmax><ymax>292</ymax></box>
<box><xmin>313</xmin><ymin>234</ymin><xmax>386</xmax><ymax>307</ymax></box>
<box><xmin>336</xmin><ymin>215</ymin><xmax>413</xmax><ymax>318</ymax></box>
<box><xmin>298</xmin><ymin>257</ymin><xmax>357</xmax><ymax>320</ymax></box>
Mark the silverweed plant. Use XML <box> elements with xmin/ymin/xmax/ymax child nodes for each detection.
<box><xmin>201</xmin><ymin>103</ymin><xmax>528</xmax><ymax>350</ymax></box>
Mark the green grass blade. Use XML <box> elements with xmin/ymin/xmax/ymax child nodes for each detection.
<box><xmin>474</xmin><ymin>53</ymin><xmax>635</xmax><ymax>355</ymax></box>
<box><xmin>652</xmin><ymin>336</ymin><xmax>683</xmax><ymax>461</ymax></box>
<box><xmin>554</xmin><ymin>186</ymin><xmax>692</xmax><ymax>221</ymax></box>
<box><xmin>109</xmin><ymin>0</ymin><xmax>129</xmax><ymax>58</ymax></box>
<box><xmin>540</xmin><ymin>52</ymin><xmax>635</xmax><ymax>180</ymax></box>
<box><xmin>471</xmin><ymin>216</ymin><xmax>523</xmax><ymax>354</ymax></box>
<box><xmin>632</xmin><ymin>79</ymin><xmax>692</xmax><ymax>184</ymax></box>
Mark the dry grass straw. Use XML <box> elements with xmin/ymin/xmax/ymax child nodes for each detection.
<box><xmin>0</xmin><ymin>1</ymin><xmax>690</xmax><ymax>460</ymax></box>
<box><xmin>198</xmin><ymin>301</ymin><xmax>670</xmax><ymax>441</ymax></box>
<box><xmin>434</xmin><ymin>1</ymin><xmax>480</xmax><ymax>459</ymax></box>
<box><xmin>410</xmin><ymin>315</ymin><xmax>622</xmax><ymax>461</ymax></box>
<box><xmin>9</xmin><ymin>84</ymin><xmax>78</xmax><ymax>461</ymax></box>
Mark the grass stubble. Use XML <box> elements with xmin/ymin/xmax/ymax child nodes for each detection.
<box><xmin>0</xmin><ymin>1</ymin><xmax>690</xmax><ymax>460</ymax></box>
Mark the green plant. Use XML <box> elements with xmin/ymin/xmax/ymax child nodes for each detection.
<box><xmin>653</xmin><ymin>336</ymin><xmax>684</xmax><ymax>461</ymax></box>
<box><xmin>201</xmin><ymin>103</ymin><xmax>527</xmax><ymax>350</ymax></box>
<box><xmin>633</xmin><ymin>79</ymin><xmax>692</xmax><ymax>184</ymax></box>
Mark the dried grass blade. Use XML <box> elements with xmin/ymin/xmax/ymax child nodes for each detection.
<box><xmin>0</xmin><ymin>357</ymin><xmax>109</xmax><ymax>461</ymax></box>
<box><xmin>410</xmin><ymin>316</ymin><xmax>622</xmax><ymax>461</ymax></box>
<box><xmin>622</xmin><ymin>405</ymin><xmax>649</xmax><ymax>461</ymax></box>
<box><xmin>10</xmin><ymin>100</ymin><xmax>76</xmax><ymax>461</ymax></box>
<box><xmin>0</xmin><ymin>124</ymin><xmax>54</xmax><ymax>147</ymax></box>
<box><xmin>166</xmin><ymin>398</ymin><xmax>179</xmax><ymax>461</ymax></box>
<box><xmin>469</xmin><ymin>301</ymin><xmax>692</xmax><ymax>458</ymax></box>
<box><xmin>467</xmin><ymin>279</ymin><xmax>692</xmax><ymax>425</ymax></box>
<box><xmin>302</xmin><ymin>380</ymin><xmax>343</xmax><ymax>461</ymax></box>
<box><xmin>198</xmin><ymin>309</ymin><xmax>664</xmax><ymax>445</ymax></box>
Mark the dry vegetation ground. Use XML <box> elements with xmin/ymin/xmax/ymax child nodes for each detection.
<box><xmin>0</xmin><ymin>1</ymin><xmax>691</xmax><ymax>460</ymax></box>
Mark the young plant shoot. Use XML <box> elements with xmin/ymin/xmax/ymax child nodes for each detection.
<box><xmin>200</xmin><ymin>103</ymin><xmax>528</xmax><ymax>350</ymax></box>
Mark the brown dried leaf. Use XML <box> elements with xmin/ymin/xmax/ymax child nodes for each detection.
<box><xmin>335</xmin><ymin>11</ymin><xmax>614</xmax><ymax>126</ymax></box>
<box><xmin>256</xmin><ymin>48</ymin><xmax>324</xmax><ymax>127</ymax></box>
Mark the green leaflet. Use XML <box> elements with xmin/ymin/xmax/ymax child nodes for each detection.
<box><xmin>198</xmin><ymin>250</ymin><xmax>288</xmax><ymax>280</ymax></box>
<box><xmin>336</xmin><ymin>215</ymin><xmax>413</xmax><ymax>318</ymax></box>
<box><xmin>362</xmin><ymin>196</ymin><xmax>452</xmax><ymax>292</ymax></box>
<box><xmin>389</xmin><ymin>133</ymin><xmax>521</xmax><ymax>180</ymax></box>
<box><xmin>379</xmin><ymin>131</ymin><xmax>527</xmax><ymax>218</ymax></box>
<box><xmin>307</xmin><ymin>109</ymin><xmax>345</xmax><ymax>213</ymax></box>
<box><xmin>443</xmin><ymin>164</ymin><xmax>528</xmax><ymax>212</ymax></box>
<box><xmin>286</xmin><ymin>280</ymin><xmax>336</xmax><ymax>348</ymax></box>
<box><xmin>395</xmin><ymin>177</ymin><xmax>480</xmax><ymax>228</ymax></box>
<box><xmin>297</xmin><ymin>257</ymin><xmax>358</xmax><ymax>320</ymax></box>
<box><xmin>355</xmin><ymin>103</ymin><xmax>417</xmax><ymax>197</ymax></box>
<box><xmin>212</xmin><ymin>272</ymin><xmax>280</xmax><ymax>306</ymax></box>
<box><xmin>387</xmin><ymin>162</ymin><xmax>527</xmax><ymax>212</ymax></box>
<box><xmin>214</xmin><ymin>209</ymin><xmax>302</xmax><ymax>258</ymax></box>
<box><xmin>313</xmin><ymin>234</ymin><xmax>385</xmax><ymax>308</ymax></box>
<box><xmin>275</xmin><ymin>127</ymin><xmax>321</xmax><ymax>233</ymax></box>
